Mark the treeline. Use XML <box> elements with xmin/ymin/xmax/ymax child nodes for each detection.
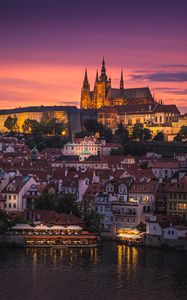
<box><xmin>76</xmin><ymin>119</ymin><xmax>165</xmax><ymax>143</ymax></box>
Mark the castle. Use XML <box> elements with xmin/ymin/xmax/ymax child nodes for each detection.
<box><xmin>80</xmin><ymin>58</ymin><xmax>154</xmax><ymax>109</ymax></box>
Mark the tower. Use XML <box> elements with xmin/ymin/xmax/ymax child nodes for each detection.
<box><xmin>99</xmin><ymin>57</ymin><xmax>108</xmax><ymax>82</ymax></box>
<box><xmin>120</xmin><ymin>69</ymin><xmax>124</xmax><ymax>90</ymax></box>
<box><xmin>80</xmin><ymin>69</ymin><xmax>92</xmax><ymax>109</ymax></box>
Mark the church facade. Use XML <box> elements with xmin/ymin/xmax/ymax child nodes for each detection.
<box><xmin>80</xmin><ymin>59</ymin><xmax>154</xmax><ymax>109</ymax></box>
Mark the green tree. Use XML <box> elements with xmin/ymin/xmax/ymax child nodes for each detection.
<box><xmin>85</xmin><ymin>211</ymin><xmax>101</xmax><ymax>233</ymax></box>
<box><xmin>56</xmin><ymin>193</ymin><xmax>79</xmax><ymax>216</ymax></box>
<box><xmin>84</xmin><ymin>119</ymin><xmax>101</xmax><ymax>135</ymax></box>
<box><xmin>4</xmin><ymin>115</ymin><xmax>18</xmax><ymax>132</ymax></box>
<box><xmin>35</xmin><ymin>194</ymin><xmax>57</xmax><ymax>210</ymax></box>
<box><xmin>54</xmin><ymin>122</ymin><xmax>65</xmax><ymax>136</ymax></box>
<box><xmin>153</xmin><ymin>131</ymin><xmax>165</xmax><ymax>141</ymax></box>
<box><xmin>22</xmin><ymin>118</ymin><xmax>34</xmax><ymax>133</ymax></box>
<box><xmin>132</xmin><ymin>124</ymin><xmax>152</xmax><ymax>141</ymax></box>
<box><xmin>100</xmin><ymin>126</ymin><xmax>113</xmax><ymax>142</ymax></box>
<box><xmin>115</xmin><ymin>123</ymin><xmax>130</xmax><ymax>143</ymax></box>
<box><xmin>174</xmin><ymin>126</ymin><xmax>187</xmax><ymax>141</ymax></box>
<box><xmin>142</xmin><ymin>128</ymin><xmax>152</xmax><ymax>141</ymax></box>
<box><xmin>30</xmin><ymin>120</ymin><xmax>43</xmax><ymax>135</ymax></box>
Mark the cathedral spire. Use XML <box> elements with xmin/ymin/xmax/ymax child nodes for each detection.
<box><xmin>100</xmin><ymin>57</ymin><xmax>108</xmax><ymax>82</ymax></box>
<box><xmin>83</xmin><ymin>68</ymin><xmax>89</xmax><ymax>88</ymax></box>
<box><xmin>95</xmin><ymin>69</ymin><xmax>99</xmax><ymax>83</ymax></box>
<box><xmin>120</xmin><ymin>69</ymin><xmax>124</xmax><ymax>90</ymax></box>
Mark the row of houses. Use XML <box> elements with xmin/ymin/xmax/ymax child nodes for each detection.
<box><xmin>1</xmin><ymin>136</ymin><xmax>187</xmax><ymax>238</ymax></box>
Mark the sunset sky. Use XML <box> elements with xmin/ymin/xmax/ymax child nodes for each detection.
<box><xmin>0</xmin><ymin>0</ymin><xmax>187</xmax><ymax>112</ymax></box>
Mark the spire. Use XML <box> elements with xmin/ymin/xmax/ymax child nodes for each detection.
<box><xmin>108</xmin><ymin>76</ymin><xmax>111</xmax><ymax>87</ymax></box>
<box><xmin>120</xmin><ymin>69</ymin><xmax>124</xmax><ymax>90</ymax></box>
<box><xmin>83</xmin><ymin>68</ymin><xmax>90</xmax><ymax>88</ymax></box>
<box><xmin>100</xmin><ymin>57</ymin><xmax>108</xmax><ymax>82</ymax></box>
<box><xmin>95</xmin><ymin>69</ymin><xmax>99</xmax><ymax>83</ymax></box>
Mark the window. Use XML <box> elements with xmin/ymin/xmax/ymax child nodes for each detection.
<box><xmin>9</xmin><ymin>195</ymin><xmax>11</xmax><ymax>200</ymax></box>
<box><xmin>13</xmin><ymin>203</ymin><xmax>16</xmax><ymax>209</ymax></box>
<box><xmin>9</xmin><ymin>203</ymin><xmax>11</xmax><ymax>208</ymax></box>
<box><xmin>171</xmin><ymin>231</ymin><xmax>174</xmax><ymax>235</ymax></box>
<box><xmin>168</xmin><ymin>230</ymin><xmax>170</xmax><ymax>234</ymax></box>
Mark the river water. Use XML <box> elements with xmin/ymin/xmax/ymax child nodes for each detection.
<box><xmin>0</xmin><ymin>242</ymin><xmax>187</xmax><ymax>300</ymax></box>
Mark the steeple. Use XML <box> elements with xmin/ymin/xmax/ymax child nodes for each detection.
<box><xmin>120</xmin><ymin>69</ymin><xmax>124</xmax><ymax>90</ymax></box>
<box><xmin>83</xmin><ymin>68</ymin><xmax>89</xmax><ymax>88</ymax></box>
<box><xmin>99</xmin><ymin>57</ymin><xmax>108</xmax><ymax>82</ymax></box>
<box><xmin>95</xmin><ymin>69</ymin><xmax>99</xmax><ymax>83</ymax></box>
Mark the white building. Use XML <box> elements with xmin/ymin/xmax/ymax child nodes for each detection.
<box><xmin>2</xmin><ymin>175</ymin><xmax>36</xmax><ymax>211</ymax></box>
<box><xmin>62</xmin><ymin>137</ymin><xmax>101</xmax><ymax>158</ymax></box>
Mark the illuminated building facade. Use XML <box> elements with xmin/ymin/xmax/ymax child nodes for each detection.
<box><xmin>80</xmin><ymin>58</ymin><xmax>154</xmax><ymax>109</ymax></box>
<box><xmin>0</xmin><ymin>106</ymin><xmax>81</xmax><ymax>137</ymax></box>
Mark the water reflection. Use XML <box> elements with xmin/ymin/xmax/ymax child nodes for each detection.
<box><xmin>25</xmin><ymin>246</ymin><xmax>100</xmax><ymax>268</ymax></box>
<box><xmin>117</xmin><ymin>244</ymin><xmax>138</xmax><ymax>281</ymax></box>
<box><xmin>1</xmin><ymin>243</ymin><xmax>187</xmax><ymax>300</ymax></box>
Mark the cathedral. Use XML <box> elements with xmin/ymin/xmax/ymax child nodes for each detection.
<box><xmin>80</xmin><ymin>58</ymin><xmax>154</xmax><ymax>109</ymax></box>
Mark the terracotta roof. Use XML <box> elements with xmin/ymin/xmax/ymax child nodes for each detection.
<box><xmin>2</xmin><ymin>175</ymin><xmax>32</xmax><ymax>193</ymax></box>
<box><xmin>164</xmin><ymin>176</ymin><xmax>187</xmax><ymax>193</ymax></box>
<box><xmin>152</xmin><ymin>160</ymin><xmax>179</xmax><ymax>169</ymax></box>
<box><xmin>129</xmin><ymin>180</ymin><xmax>159</xmax><ymax>194</ymax></box>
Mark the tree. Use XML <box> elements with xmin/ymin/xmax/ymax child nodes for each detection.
<box><xmin>132</xmin><ymin>124</ymin><xmax>152</xmax><ymax>141</ymax></box>
<box><xmin>132</xmin><ymin>124</ymin><xmax>144</xmax><ymax>141</ymax></box>
<box><xmin>84</xmin><ymin>119</ymin><xmax>101</xmax><ymax>135</ymax></box>
<box><xmin>54</xmin><ymin>122</ymin><xmax>65</xmax><ymax>136</ymax></box>
<box><xmin>142</xmin><ymin>128</ymin><xmax>152</xmax><ymax>141</ymax></box>
<box><xmin>153</xmin><ymin>131</ymin><xmax>165</xmax><ymax>141</ymax></box>
<box><xmin>174</xmin><ymin>126</ymin><xmax>187</xmax><ymax>141</ymax></box>
<box><xmin>22</xmin><ymin>118</ymin><xmax>36</xmax><ymax>133</ymax></box>
<box><xmin>56</xmin><ymin>193</ymin><xmax>79</xmax><ymax>216</ymax></box>
<box><xmin>35</xmin><ymin>194</ymin><xmax>57</xmax><ymax>210</ymax></box>
<box><xmin>4</xmin><ymin>115</ymin><xmax>18</xmax><ymax>132</ymax></box>
<box><xmin>84</xmin><ymin>211</ymin><xmax>101</xmax><ymax>233</ymax></box>
<box><xmin>30</xmin><ymin>120</ymin><xmax>43</xmax><ymax>135</ymax></box>
<box><xmin>100</xmin><ymin>126</ymin><xmax>113</xmax><ymax>142</ymax></box>
<box><xmin>115</xmin><ymin>123</ymin><xmax>130</xmax><ymax>143</ymax></box>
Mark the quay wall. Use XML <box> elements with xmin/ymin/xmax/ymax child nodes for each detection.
<box><xmin>144</xmin><ymin>234</ymin><xmax>187</xmax><ymax>250</ymax></box>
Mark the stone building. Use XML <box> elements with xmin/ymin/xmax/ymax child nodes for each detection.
<box><xmin>80</xmin><ymin>58</ymin><xmax>154</xmax><ymax>109</ymax></box>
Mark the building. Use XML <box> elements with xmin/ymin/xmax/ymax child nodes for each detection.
<box><xmin>2</xmin><ymin>175</ymin><xmax>36</xmax><ymax>211</ymax></box>
<box><xmin>0</xmin><ymin>106</ymin><xmax>81</xmax><ymax>137</ymax></box>
<box><xmin>166</xmin><ymin>176</ymin><xmax>187</xmax><ymax>221</ymax></box>
<box><xmin>80</xmin><ymin>58</ymin><xmax>154</xmax><ymax>109</ymax></box>
<box><xmin>62</xmin><ymin>137</ymin><xmax>102</xmax><ymax>158</ymax></box>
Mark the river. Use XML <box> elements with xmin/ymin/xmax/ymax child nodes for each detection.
<box><xmin>0</xmin><ymin>242</ymin><xmax>187</xmax><ymax>300</ymax></box>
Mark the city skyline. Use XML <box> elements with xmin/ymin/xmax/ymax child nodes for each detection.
<box><xmin>0</xmin><ymin>0</ymin><xmax>187</xmax><ymax>112</ymax></box>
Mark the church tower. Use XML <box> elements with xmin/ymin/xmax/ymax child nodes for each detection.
<box><xmin>93</xmin><ymin>58</ymin><xmax>110</xmax><ymax>109</ymax></box>
<box><xmin>120</xmin><ymin>69</ymin><xmax>124</xmax><ymax>90</ymax></box>
<box><xmin>80</xmin><ymin>69</ymin><xmax>92</xmax><ymax>109</ymax></box>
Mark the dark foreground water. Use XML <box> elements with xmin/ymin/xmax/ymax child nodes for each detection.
<box><xmin>0</xmin><ymin>242</ymin><xmax>187</xmax><ymax>300</ymax></box>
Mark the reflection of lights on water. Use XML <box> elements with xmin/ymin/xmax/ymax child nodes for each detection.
<box><xmin>26</xmin><ymin>246</ymin><xmax>100</xmax><ymax>268</ymax></box>
<box><xmin>117</xmin><ymin>244</ymin><xmax>138</xmax><ymax>277</ymax></box>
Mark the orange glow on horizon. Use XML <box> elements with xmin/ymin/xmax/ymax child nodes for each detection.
<box><xmin>0</xmin><ymin>63</ymin><xmax>186</xmax><ymax>112</ymax></box>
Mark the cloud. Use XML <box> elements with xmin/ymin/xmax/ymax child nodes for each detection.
<box><xmin>152</xmin><ymin>87</ymin><xmax>181</xmax><ymax>91</ymax></box>
<box><xmin>164</xmin><ymin>89</ymin><xmax>187</xmax><ymax>95</ymax></box>
<box><xmin>162</xmin><ymin>64</ymin><xmax>187</xmax><ymax>68</ymax></box>
<box><xmin>131</xmin><ymin>72</ymin><xmax>187</xmax><ymax>82</ymax></box>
